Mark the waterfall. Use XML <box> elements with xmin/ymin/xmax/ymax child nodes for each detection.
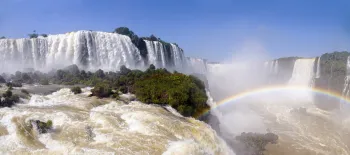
<box><xmin>273</xmin><ymin>60</ymin><xmax>279</xmax><ymax>75</ymax></box>
<box><xmin>342</xmin><ymin>56</ymin><xmax>350</xmax><ymax>101</ymax></box>
<box><xmin>288</xmin><ymin>58</ymin><xmax>315</xmax><ymax>102</ymax></box>
<box><xmin>0</xmin><ymin>31</ymin><xmax>145</xmax><ymax>72</ymax></box>
<box><xmin>315</xmin><ymin>57</ymin><xmax>321</xmax><ymax>78</ymax></box>
<box><xmin>170</xmin><ymin>44</ymin><xmax>185</xmax><ymax>71</ymax></box>
<box><xmin>144</xmin><ymin>40</ymin><xmax>186</xmax><ymax>70</ymax></box>
<box><xmin>144</xmin><ymin>40</ymin><xmax>166</xmax><ymax>68</ymax></box>
<box><xmin>288</xmin><ymin>58</ymin><xmax>315</xmax><ymax>87</ymax></box>
<box><xmin>186</xmin><ymin>57</ymin><xmax>207</xmax><ymax>74</ymax></box>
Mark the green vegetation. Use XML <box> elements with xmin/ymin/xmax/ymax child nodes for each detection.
<box><xmin>21</xmin><ymin>89</ymin><xmax>29</xmax><ymax>95</ymax></box>
<box><xmin>314</xmin><ymin>51</ymin><xmax>350</xmax><ymax>94</ymax></box>
<box><xmin>6</xmin><ymin>82</ymin><xmax>22</xmax><ymax>87</ymax></box>
<box><xmin>28</xmin><ymin>30</ymin><xmax>39</xmax><ymax>39</ymax></box>
<box><xmin>0</xmin><ymin>89</ymin><xmax>20</xmax><ymax>107</ymax></box>
<box><xmin>40</xmin><ymin>79</ymin><xmax>49</xmax><ymax>85</ymax></box>
<box><xmin>91</xmin><ymin>83</ymin><xmax>112</xmax><ymax>98</ymax></box>
<box><xmin>113</xmin><ymin>27</ymin><xmax>148</xmax><ymax>60</ymax></box>
<box><xmin>3</xmin><ymin>64</ymin><xmax>209</xmax><ymax>117</ymax></box>
<box><xmin>134</xmin><ymin>69</ymin><xmax>208</xmax><ymax>117</ymax></box>
<box><xmin>41</xmin><ymin>34</ymin><xmax>48</xmax><ymax>37</ymax></box>
<box><xmin>71</xmin><ymin>86</ymin><xmax>82</xmax><ymax>94</ymax></box>
<box><xmin>313</xmin><ymin>51</ymin><xmax>350</xmax><ymax>108</ymax></box>
<box><xmin>0</xmin><ymin>75</ymin><xmax>5</xmax><ymax>83</ymax></box>
<box><xmin>113</xmin><ymin>27</ymin><xmax>182</xmax><ymax>67</ymax></box>
<box><xmin>0</xmin><ymin>36</ymin><xmax>5</xmax><ymax>39</ymax></box>
<box><xmin>29</xmin><ymin>120</ymin><xmax>53</xmax><ymax>134</ymax></box>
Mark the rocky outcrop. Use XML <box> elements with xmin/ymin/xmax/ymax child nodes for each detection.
<box><xmin>313</xmin><ymin>51</ymin><xmax>350</xmax><ymax>109</ymax></box>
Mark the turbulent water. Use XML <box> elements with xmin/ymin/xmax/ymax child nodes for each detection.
<box><xmin>0</xmin><ymin>87</ymin><xmax>232</xmax><ymax>154</ymax></box>
<box><xmin>0</xmin><ymin>31</ymin><xmax>192</xmax><ymax>73</ymax></box>
<box><xmin>206</xmin><ymin>58</ymin><xmax>350</xmax><ymax>155</ymax></box>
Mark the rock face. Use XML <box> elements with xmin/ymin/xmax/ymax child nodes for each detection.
<box><xmin>29</xmin><ymin>120</ymin><xmax>53</xmax><ymax>134</ymax></box>
<box><xmin>234</xmin><ymin>132</ymin><xmax>279</xmax><ymax>155</ymax></box>
<box><xmin>313</xmin><ymin>52</ymin><xmax>350</xmax><ymax>109</ymax></box>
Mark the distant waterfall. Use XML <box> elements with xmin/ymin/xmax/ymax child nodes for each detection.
<box><xmin>144</xmin><ymin>40</ymin><xmax>186</xmax><ymax>70</ymax></box>
<box><xmin>315</xmin><ymin>57</ymin><xmax>321</xmax><ymax>78</ymax></box>
<box><xmin>342</xmin><ymin>56</ymin><xmax>350</xmax><ymax>100</ymax></box>
<box><xmin>288</xmin><ymin>58</ymin><xmax>315</xmax><ymax>87</ymax></box>
<box><xmin>263</xmin><ymin>60</ymin><xmax>279</xmax><ymax>84</ymax></box>
<box><xmin>288</xmin><ymin>58</ymin><xmax>315</xmax><ymax>102</ymax></box>
<box><xmin>186</xmin><ymin>57</ymin><xmax>207</xmax><ymax>74</ymax></box>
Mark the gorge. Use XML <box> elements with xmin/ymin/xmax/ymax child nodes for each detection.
<box><xmin>0</xmin><ymin>29</ymin><xmax>350</xmax><ymax>155</ymax></box>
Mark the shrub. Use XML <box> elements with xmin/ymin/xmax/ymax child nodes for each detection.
<box><xmin>29</xmin><ymin>120</ymin><xmax>53</xmax><ymax>134</ymax></box>
<box><xmin>40</xmin><ymin>79</ymin><xmax>49</xmax><ymax>85</ymax></box>
<box><xmin>6</xmin><ymin>82</ymin><xmax>22</xmax><ymax>87</ymax></box>
<box><xmin>21</xmin><ymin>89</ymin><xmax>29</xmax><ymax>95</ymax></box>
<box><xmin>0</xmin><ymin>90</ymin><xmax>19</xmax><ymax>107</ymax></box>
<box><xmin>71</xmin><ymin>86</ymin><xmax>82</xmax><ymax>94</ymax></box>
<box><xmin>91</xmin><ymin>83</ymin><xmax>112</xmax><ymax>98</ymax></box>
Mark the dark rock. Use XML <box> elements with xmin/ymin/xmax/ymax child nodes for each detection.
<box><xmin>29</xmin><ymin>120</ymin><xmax>53</xmax><ymax>134</ymax></box>
<box><xmin>234</xmin><ymin>132</ymin><xmax>278</xmax><ymax>155</ymax></box>
<box><xmin>71</xmin><ymin>86</ymin><xmax>82</xmax><ymax>94</ymax></box>
<box><xmin>63</xmin><ymin>64</ymin><xmax>80</xmax><ymax>75</ymax></box>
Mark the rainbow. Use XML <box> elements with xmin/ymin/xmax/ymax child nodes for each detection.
<box><xmin>199</xmin><ymin>85</ymin><xmax>349</xmax><ymax>117</ymax></box>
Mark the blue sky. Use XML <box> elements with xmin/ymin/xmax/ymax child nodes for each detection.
<box><xmin>1</xmin><ymin>0</ymin><xmax>349</xmax><ymax>62</ymax></box>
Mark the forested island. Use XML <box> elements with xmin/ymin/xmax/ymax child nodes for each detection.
<box><xmin>0</xmin><ymin>64</ymin><xmax>209</xmax><ymax>118</ymax></box>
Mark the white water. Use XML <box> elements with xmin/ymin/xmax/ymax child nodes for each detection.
<box><xmin>288</xmin><ymin>58</ymin><xmax>316</xmax><ymax>87</ymax></box>
<box><xmin>186</xmin><ymin>57</ymin><xmax>208</xmax><ymax>74</ymax></box>
<box><xmin>0</xmin><ymin>31</ymin><xmax>143</xmax><ymax>72</ymax></box>
<box><xmin>316</xmin><ymin>57</ymin><xmax>321</xmax><ymax>78</ymax></box>
<box><xmin>205</xmin><ymin>57</ymin><xmax>350</xmax><ymax>154</ymax></box>
<box><xmin>342</xmin><ymin>56</ymin><xmax>350</xmax><ymax>110</ymax></box>
<box><xmin>0</xmin><ymin>31</ymin><xmax>189</xmax><ymax>73</ymax></box>
<box><xmin>0</xmin><ymin>87</ymin><xmax>232</xmax><ymax>154</ymax></box>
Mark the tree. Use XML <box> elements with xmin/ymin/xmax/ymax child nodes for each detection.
<box><xmin>0</xmin><ymin>36</ymin><xmax>5</xmax><ymax>39</ymax></box>
<box><xmin>149</xmin><ymin>34</ymin><xmax>158</xmax><ymax>41</ymax></box>
<box><xmin>113</xmin><ymin>27</ymin><xmax>134</xmax><ymax>38</ymax></box>
<box><xmin>71</xmin><ymin>86</ymin><xmax>82</xmax><ymax>94</ymax></box>
<box><xmin>120</xmin><ymin>65</ymin><xmax>131</xmax><ymax>75</ymax></box>
<box><xmin>28</xmin><ymin>30</ymin><xmax>38</xmax><ymax>39</ymax></box>
<box><xmin>41</xmin><ymin>34</ymin><xmax>48</xmax><ymax>37</ymax></box>
<box><xmin>149</xmin><ymin>64</ymin><xmax>156</xmax><ymax>70</ymax></box>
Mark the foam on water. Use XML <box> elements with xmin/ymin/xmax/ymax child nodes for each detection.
<box><xmin>0</xmin><ymin>88</ymin><xmax>232</xmax><ymax>154</ymax></box>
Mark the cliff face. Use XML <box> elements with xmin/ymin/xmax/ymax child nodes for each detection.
<box><xmin>313</xmin><ymin>52</ymin><xmax>350</xmax><ymax>109</ymax></box>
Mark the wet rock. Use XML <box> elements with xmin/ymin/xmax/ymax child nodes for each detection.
<box><xmin>119</xmin><ymin>93</ymin><xmax>136</xmax><ymax>103</ymax></box>
<box><xmin>29</xmin><ymin>120</ymin><xmax>53</xmax><ymax>134</ymax></box>
<box><xmin>290</xmin><ymin>107</ymin><xmax>307</xmax><ymax>114</ymax></box>
<box><xmin>85</xmin><ymin>126</ymin><xmax>95</xmax><ymax>141</ymax></box>
<box><xmin>234</xmin><ymin>132</ymin><xmax>278</xmax><ymax>155</ymax></box>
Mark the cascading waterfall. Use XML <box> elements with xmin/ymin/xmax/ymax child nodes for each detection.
<box><xmin>144</xmin><ymin>40</ymin><xmax>186</xmax><ymax>70</ymax></box>
<box><xmin>144</xmin><ymin>40</ymin><xmax>167</xmax><ymax>68</ymax></box>
<box><xmin>0</xmin><ymin>31</ymin><xmax>144</xmax><ymax>72</ymax></box>
<box><xmin>170</xmin><ymin>44</ymin><xmax>185</xmax><ymax>71</ymax></box>
<box><xmin>288</xmin><ymin>58</ymin><xmax>315</xmax><ymax>102</ymax></box>
<box><xmin>342</xmin><ymin>56</ymin><xmax>350</xmax><ymax>103</ymax></box>
<box><xmin>0</xmin><ymin>31</ymin><xmax>189</xmax><ymax>73</ymax></box>
<box><xmin>288</xmin><ymin>58</ymin><xmax>315</xmax><ymax>87</ymax></box>
<box><xmin>273</xmin><ymin>60</ymin><xmax>279</xmax><ymax>75</ymax></box>
<box><xmin>316</xmin><ymin>57</ymin><xmax>321</xmax><ymax>78</ymax></box>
